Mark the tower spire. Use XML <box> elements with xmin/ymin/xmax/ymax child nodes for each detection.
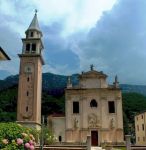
<box><xmin>22</xmin><ymin>10</ymin><xmax>44</xmax><ymax>55</ymax></box>
<box><xmin>27</xmin><ymin>10</ymin><xmax>41</xmax><ymax>32</ymax></box>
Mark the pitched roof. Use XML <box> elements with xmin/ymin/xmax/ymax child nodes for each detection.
<box><xmin>27</xmin><ymin>12</ymin><xmax>41</xmax><ymax>32</ymax></box>
<box><xmin>0</xmin><ymin>47</ymin><xmax>10</xmax><ymax>60</ymax></box>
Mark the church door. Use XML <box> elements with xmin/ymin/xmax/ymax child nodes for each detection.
<box><xmin>91</xmin><ymin>131</ymin><xmax>98</xmax><ymax>146</ymax></box>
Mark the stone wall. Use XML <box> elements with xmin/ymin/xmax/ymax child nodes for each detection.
<box><xmin>35</xmin><ymin>146</ymin><xmax>87</xmax><ymax>150</ymax></box>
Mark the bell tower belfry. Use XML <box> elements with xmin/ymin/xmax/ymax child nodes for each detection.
<box><xmin>17</xmin><ymin>11</ymin><xmax>44</xmax><ymax>129</ymax></box>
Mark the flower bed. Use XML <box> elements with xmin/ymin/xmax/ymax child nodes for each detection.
<box><xmin>0</xmin><ymin>122</ymin><xmax>37</xmax><ymax>150</ymax></box>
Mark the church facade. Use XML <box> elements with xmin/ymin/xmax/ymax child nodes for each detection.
<box><xmin>49</xmin><ymin>67</ymin><xmax>124</xmax><ymax>146</ymax></box>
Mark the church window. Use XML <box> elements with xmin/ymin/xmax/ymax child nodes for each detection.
<box><xmin>108</xmin><ymin>101</ymin><xmax>115</xmax><ymax>113</ymax></box>
<box><xmin>27</xmin><ymin>77</ymin><xmax>30</xmax><ymax>82</ymax></box>
<box><xmin>137</xmin><ymin>125</ymin><xmax>139</xmax><ymax>131</ymax></box>
<box><xmin>142</xmin><ymin>124</ymin><xmax>144</xmax><ymax>131</ymax></box>
<box><xmin>26</xmin><ymin>32</ymin><xmax>29</xmax><ymax>38</ymax></box>
<box><xmin>26</xmin><ymin>91</ymin><xmax>29</xmax><ymax>96</ymax></box>
<box><xmin>90</xmin><ymin>99</ymin><xmax>97</xmax><ymax>108</ymax></box>
<box><xmin>26</xmin><ymin>106</ymin><xmax>28</xmax><ymax>112</ymax></box>
<box><xmin>138</xmin><ymin>137</ymin><xmax>140</xmax><ymax>141</ymax></box>
<box><xmin>73</xmin><ymin>101</ymin><xmax>79</xmax><ymax>113</ymax></box>
<box><xmin>30</xmin><ymin>32</ymin><xmax>34</xmax><ymax>37</ymax></box>
<box><xmin>32</xmin><ymin>43</ymin><xmax>36</xmax><ymax>52</ymax></box>
<box><xmin>26</xmin><ymin>43</ymin><xmax>30</xmax><ymax>52</ymax></box>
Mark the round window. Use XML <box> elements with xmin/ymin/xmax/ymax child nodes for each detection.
<box><xmin>90</xmin><ymin>99</ymin><xmax>98</xmax><ymax>108</ymax></box>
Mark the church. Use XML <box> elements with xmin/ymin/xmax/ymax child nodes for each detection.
<box><xmin>49</xmin><ymin>66</ymin><xmax>124</xmax><ymax>146</ymax></box>
<box><xmin>17</xmin><ymin>12</ymin><xmax>124</xmax><ymax>146</ymax></box>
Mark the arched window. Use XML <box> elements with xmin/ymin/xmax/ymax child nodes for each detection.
<box><xmin>30</xmin><ymin>32</ymin><xmax>34</xmax><ymax>37</ymax></box>
<box><xmin>26</xmin><ymin>43</ymin><xmax>30</xmax><ymax>52</ymax></box>
<box><xmin>26</xmin><ymin>91</ymin><xmax>29</xmax><ymax>96</ymax></box>
<box><xmin>90</xmin><ymin>99</ymin><xmax>97</xmax><ymax>108</ymax></box>
<box><xmin>27</xmin><ymin>77</ymin><xmax>30</xmax><ymax>82</ymax></box>
<box><xmin>26</xmin><ymin>106</ymin><xmax>28</xmax><ymax>112</ymax></box>
<box><xmin>31</xmin><ymin>43</ymin><xmax>36</xmax><ymax>53</ymax></box>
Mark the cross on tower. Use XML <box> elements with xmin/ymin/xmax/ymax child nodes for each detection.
<box><xmin>35</xmin><ymin>9</ymin><xmax>38</xmax><ymax>14</ymax></box>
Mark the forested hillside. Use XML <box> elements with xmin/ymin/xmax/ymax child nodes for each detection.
<box><xmin>0</xmin><ymin>73</ymin><xmax>146</xmax><ymax>95</ymax></box>
<box><xmin>0</xmin><ymin>85</ymin><xmax>65</xmax><ymax>122</ymax></box>
<box><xmin>122</xmin><ymin>93</ymin><xmax>146</xmax><ymax>137</ymax></box>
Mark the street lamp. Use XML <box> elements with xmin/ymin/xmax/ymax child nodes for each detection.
<box><xmin>41</xmin><ymin>115</ymin><xmax>44</xmax><ymax>150</ymax></box>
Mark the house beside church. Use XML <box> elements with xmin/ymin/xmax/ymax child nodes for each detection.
<box><xmin>135</xmin><ymin>111</ymin><xmax>146</xmax><ymax>145</ymax></box>
<box><xmin>0</xmin><ymin>47</ymin><xmax>10</xmax><ymax>61</ymax></box>
<box><xmin>48</xmin><ymin>66</ymin><xmax>124</xmax><ymax>146</ymax></box>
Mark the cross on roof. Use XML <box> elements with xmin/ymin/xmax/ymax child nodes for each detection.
<box><xmin>90</xmin><ymin>64</ymin><xmax>94</xmax><ymax>71</ymax></box>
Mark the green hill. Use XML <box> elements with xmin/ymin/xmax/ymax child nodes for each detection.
<box><xmin>122</xmin><ymin>92</ymin><xmax>146</xmax><ymax>141</ymax></box>
<box><xmin>0</xmin><ymin>73</ymin><xmax>146</xmax><ymax>96</ymax></box>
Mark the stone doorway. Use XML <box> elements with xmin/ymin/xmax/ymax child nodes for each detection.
<box><xmin>91</xmin><ymin>131</ymin><xmax>98</xmax><ymax>146</ymax></box>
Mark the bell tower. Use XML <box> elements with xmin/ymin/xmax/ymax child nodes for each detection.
<box><xmin>17</xmin><ymin>11</ymin><xmax>44</xmax><ymax>129</ymax></box>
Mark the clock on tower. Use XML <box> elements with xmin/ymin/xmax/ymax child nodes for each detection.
<box><xmin>17</xmin><ymin>11</ymin><xmax>44</xmax><ymax>129</ymax></box>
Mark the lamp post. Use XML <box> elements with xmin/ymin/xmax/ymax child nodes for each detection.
<box><xmin>41</xmin><ymin>115</ymin><xmax>44</xmax><ymax>150</ymax></box>
<box><xmin>125</xmin><ymin>135</ymin><xmax>131</xmax><ymax>150</ymax></box>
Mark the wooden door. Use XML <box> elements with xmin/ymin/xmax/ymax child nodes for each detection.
<box><xmin>91</xmin><ymin>131</ymin><xmax>98</xmax><ymax>146</ymax></box>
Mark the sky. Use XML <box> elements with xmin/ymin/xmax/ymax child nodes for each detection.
<box><xmin>0</xmin><ymin>0</ymin><xmax>146</xmax><ymax>85</ymax></box>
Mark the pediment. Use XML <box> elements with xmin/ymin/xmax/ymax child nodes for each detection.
<box><xmin>79</xmin><ymin>70</ymin><xmax>107</xmax><ymax>79</ymax></box>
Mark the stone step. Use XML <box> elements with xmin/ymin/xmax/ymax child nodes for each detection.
<box><xmin>91</xmin><ymin>147</ymin><xmax>105</xmax><ymax>150</ymax></box>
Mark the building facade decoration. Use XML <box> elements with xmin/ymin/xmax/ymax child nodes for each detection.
<box><xmin>88</xmin><ymin>113</ymin><xmax>100</xmax><ymax>128</ymax></box>
<box><xmin>74</xmin><ymin>117</ymin><xmax>79</xmax><ymax>129</ymax></box>
<box><xmin>110</xmin><ymin>118</ymin><xmax>115</xmax><ymax>129</ymax></box>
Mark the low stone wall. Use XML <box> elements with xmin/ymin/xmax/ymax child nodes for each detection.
<box><xmin>35</xmin><ymin>146</ymin><xmax>87</xmax><ymax>150</ymax></box>
<box><xmin>131</xmin><ymin>145</ymin><xmax>146</xmax><ymax>150</ymax></box>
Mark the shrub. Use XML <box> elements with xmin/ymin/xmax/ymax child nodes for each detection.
<box><xmin>0</xmin><ymin>122</ymin><xmax>37</xmax><ymax>150</ymax></box>
<box><xmin>40</xmin><ymin>126</ymin><xmax>56</xmax><ymax>145</ymax></box>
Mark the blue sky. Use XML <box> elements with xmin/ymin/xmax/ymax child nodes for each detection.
<box><xmin>0</xmin><ymin>0</ymin><xmax>146</xmax><ymax>85</ymax></box>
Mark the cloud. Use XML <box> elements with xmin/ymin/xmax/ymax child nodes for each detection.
<box><xmin>0</xmin><ymin>0</ymin><xmax>146</xmax><ymax>85</ymax></box>
<box><xmin>42</xmin><ymin>22</ymin><xmax>80</xmax><ymax>74</ymax></box>
<box><xmin>69</xmin><ymin>0</ymin><xmax>146</xmax><ymax>84</ymax></box>
<box><xmin>0</xmin><ymin>25</ymin><xmax>21</xmax><ymax>75</ymax></box>
<box><xmin>0</xmin><ymin>0</ymin><xmax>116</xmax><ymax>35</ymax></box>
<box><xmin>0</xmin><ymin>0</ymin><xmax>117</xmax><ymax>76</ymax></box>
